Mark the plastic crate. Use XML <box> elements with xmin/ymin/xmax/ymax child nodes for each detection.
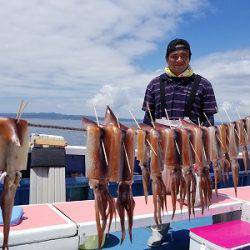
<box><xmin>190</xmin><ymin>220</ymin><xmax>250</xmax><ymax>250</ymax></box>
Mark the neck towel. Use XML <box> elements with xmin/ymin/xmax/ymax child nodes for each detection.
<box><xmin>165</xmin><ymin>66</ymin><xmax>193</xmax><ymax>77</ymax></box>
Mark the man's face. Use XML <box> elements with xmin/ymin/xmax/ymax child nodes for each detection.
<box><xmin>167</xmin><ymin>47</ymin><xmax>190</xmax><ymax>76</ymax></box>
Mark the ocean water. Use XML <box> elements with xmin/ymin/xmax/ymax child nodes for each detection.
<box><xmin>28</xmin><ymin>118</ymin><xmax>137</xmax><ymax>146</ymax></box>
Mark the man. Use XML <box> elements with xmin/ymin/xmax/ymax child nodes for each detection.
<box><xmin>142</xmin><ymin>38</ymin><xmax>217</xmax><ymax>126</ymax></box>
<box><xmin>142</xmin><ymin>38</ymin><xmax>218</xmax><ymax>247</ymax></box>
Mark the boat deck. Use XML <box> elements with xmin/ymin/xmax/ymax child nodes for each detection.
<box><xmin>54</xmin><ymin>188</ymin><xmax>242</xmax><ymax>236</ymax></box>
<box><xmin>1</xmin><ymin>186</ymin><xmax>249</xmax><ymax>249</ymax></box>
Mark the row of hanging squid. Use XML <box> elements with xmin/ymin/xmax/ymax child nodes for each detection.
<box><xmin>83</xmin><ymin>106</ymin><xmax>250</xmax><ymax>249</ymax></box>
<box><xmin>0</xmin><ymin>107</ymin><xmax>249</xmax><ymax>249</ymax></box>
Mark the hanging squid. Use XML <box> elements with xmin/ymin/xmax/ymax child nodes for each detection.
<box><xmin>216</xmin><ymin>124</ymin><xmax>231</xmax><ymax>182</ymax></box>
<box><xmin>136</xmin><ymin>128</ymin><xmax>150</xmax><ymax>204</ymax></box>
<box><xmin>116</xmin><ymin>125</ymin><xmax>136</xmax><ymax>244</ymax></box>
<box><xmin>203</xmin><ymin>126</ymin><xmax>222</xmax><ymax>196</ymax></box>
<box><xmin>180</xmin><ymin>120</ymin><xmax>212</xmax><ymax>214</ymax></box>
<box><xmin>0</xmin><ymin>117</ymin><xmax>29</xmax><ymax>250</ymax></box>
<box><xmin>235</xmin><ymin>119</ymin><xmax>250</xmax><ymax>173</ymax></box>
<box><xmin>154</xmin><ymin>123</ymin><xmax>172</xmax><ymax>198</ymax></box>
<box><xmin>175</xmin><ymin>126</ymin><xmax>196</xmax><ymax>219</ymax></box>
<box><xmin>228</xmin><ymin>122</ymin><xmax>240</xmax><ymax>196</ymax></box>
<box><xmin>102</xmin><ymin>107</ymin><xmax>122</xmax><ymax>183</ymax></box>
<box><xmin>103</xmin><ymin>106</ymin><xmax>136</xmax><ymax>244</ymax></box>
<box><xmin>83</xmin><ymin>117</ymin><xmax>116</xmax><ymax>249</ymax></box>
<box><xmin>140</xmin><ymin>123</ymin><xmax>167</xmax><ymax>225</ymax></box>
<box><xmin>155</xmin><ymin>124</ymin><xmax>185</xmax><ymax>219</ymax></box>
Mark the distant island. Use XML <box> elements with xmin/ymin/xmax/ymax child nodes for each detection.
<box><xmin>0</xmin><ymin>112</ymin><xmax>139</xmax><ymax>122</ymax></box>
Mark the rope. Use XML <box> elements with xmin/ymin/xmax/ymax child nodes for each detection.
<box><xmin>28</xmin><ymin>122</ymin><xmax>86</xmax><ymax>132</ymax></box>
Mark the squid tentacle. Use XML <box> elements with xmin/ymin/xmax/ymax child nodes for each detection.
<box><xmin>242</xmin><ymin>146</ymin><xmax>250</xmax><ymax>174</ymax></box>
<box><xmin>116</xmin><ymin>199</ymin><xmax>125</xmax><ymax>244</ymax></box>
<box><xmin>199</xmin><ymin>173</ymin><xmax>207</xmax><ymax>214</ymax></box>
<box><xmin>1</xmin><ymin>172</ymin><xmax>21</xmax><ymax>250</ymax></box>
<box><xmin>100</xmin><ymin>189</ymin><xmax>108</xmax><ymax>233</ymax></box>
<box><xmin>203</xmin><ymin>177</ymin><xmax>208</xmax><ymax>209</ymax></box>
<box><xmin>205</xmin><ymin>177</ymin><xmax>211</xmax><ymax>208</ymax></box>
<box><xmin>191</xmin><ymin>172</ymin><xmax>196</xmax><ymax>217</ymax></box>
<box><xmin>95</xmin><ymin>202</ymin><xmax>103</xmax><ymax>250</ymax></box>
<box><xmin>221</xmin><ymin>156</ymin><xmax>230</xmax><ymax>183</ymax></box>
<box><xmin>152</xmin><ymin>179</ymin><xmax>160</xmax><ymax>226</ymax></box>
<box><xmin>93</xmin><ymin>182</ymin><xmax>115</xmax><ymax>249</ymax></box>
<box><xmin>100</xmin><ymin>185</ymin><xmax>110</xmax><ymax>235</ymax></box>
<box><xmin>207</xmin><ymin>171</ymin><xmax>213</xmax><ymax>203</ymax></box>
<box><xmin>222</xmin><ymin>153</ymin><xmax>231</xmax><ymax>182</ymax></box>
<box><xmin>224</xmin><ymin>153</ymin><xmax>231</xmax><ymax>180</ymax></box>
<box><xmin>116</xmin><ymin>182</ymin><xmax>127</xmax><ymax>244</ymax></box>
<box><xmin>105</xmin><ymin>188</ymin><xmax>116</xmax><ymax>233</ymax></box>
<box><xmin>184</xmin><ymin>172</ymin><xmax>191</xmax><ymax>220</ymax></box>
<box><xmin>94</xmin><ymin>188</ymin><xmax>105</xmax><ymax>249</ymax></box>
<box><xmin>116</xmin><ymin>182</ymin><xmax>135</xmax><ymax>244</ymax></box>
<box><xmin>171</xmin><ymin>171</ymin><xmax>178</xmax><ymax>220</ymax></box>
<box><xmin>231</xmin><ymin>159</ymin><xmax>239</xmax><ymax>196</ymax></box>
<box><xmin>179</xmin><ymin>174</ymin><xmax>186</xmax><ymax>213</ymax></box>
<box><xmin>157</xmin><ymin>196</ymin><xmax>162</xmax><ymax>225</ymax></box>
<box><xmin>213</xmin><ymin>161</ymin><xmax>220</xmax><ymax>196</ymax></box>
<box><xmin>158</xmin><ymin>177</ymin><xmax>167</xmax><ymax>212</ymax></box>
<box><xmin>204</xmin><ymin>168</ymin><xmax>212</xmax><ymax>207</ymax></box>
<box><xmin>141</xmin><ymin>166</ymin><xmax>150</xmax><ymax>204</ymax></box>
<box><xmin>152</xmin><ymin>176</ymin><xmax>167</xmax><ymax>225</ymax></box>
<box><xmin>155</xmin><ymin>179</ymin><xmax>162</xmax><ymax>225</ymax></box>
<box><xmin>200</xmin><ymin>168</ymin><xmax>212</xmax><ymax>211</ymax></box>
<box><xmin>126</xmin><ymin>195</ymin><xmax>135</xmax><ymax>242</ymax></box>
<box><xmin>162</xmin><ymin>179</ymin><xmax>167</xmax><ymax>213</ymax></box>
<box><xmin>184</xmin><ymin>168</ymin><xmax>196</xmax><ymax>219</ymax></box>
<box><xmin>158</xmin><ymin>178</ymin><xmax>167</xmax><ymax>224</ymax></box>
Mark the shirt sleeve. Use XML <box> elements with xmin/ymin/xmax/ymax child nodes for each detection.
<box><xmin>142</xmin><ymin>81</ymin><xmax>156</xmax><ymax>123</ymax></box>
<box><xmin>142</xmin><ymin>81</ymin><xmax>155</xmax><ymax>113</ymax></box>
<box><xmin>201</xmin><ymin>80</ymin><xmax>218</xmax><ymax>116</ymax></box>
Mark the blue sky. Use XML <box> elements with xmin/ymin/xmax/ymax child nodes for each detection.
<box><xmin>179</xmin><ymin>1</ymin><xmax>250</xmax><ymax>56</ymax></box>
<box><xmin>138</xmin><ymin>0</ymin><xmax>250</xmax><ymax>69</ymax></box>
<box><xmin>0</xmin><ymin>0</ymin><xmax>249</xmax><ymax>121</ymax></box>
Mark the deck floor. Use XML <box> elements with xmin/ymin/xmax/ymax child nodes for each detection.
<box><xmin>101</xmin><ymin>217</ymin><xmax>212</xmax><ymax>250</ymax></box>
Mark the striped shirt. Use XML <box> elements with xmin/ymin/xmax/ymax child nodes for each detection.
<box><xmin>142</xmin><ymin>73</ymin><xmax>217</xmax><ymax>126</ymax></box>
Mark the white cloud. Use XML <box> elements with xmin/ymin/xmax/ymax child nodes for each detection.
<box><xmin>0</xmin><ymin>0</ymin><xmax>207</xmax><ymax>118</ymax></box>
<box><xmin>86</xmin><ymin>84</ymin><xmax>129</xmax><ymax>109</ymax></box>
<box><xmin>192</xmin><ymin>49</ymin><xmax>250</xmax><ymax>121</ymax></box>
<box><xmin>221</xmin><ymin>101</ymin><xmax>232</xmax><ymax>111</ymax></box>
<box><xmin>1</xmin><ymin>0</ymin><xmax>249</xmax><ymax>124</ymax></box>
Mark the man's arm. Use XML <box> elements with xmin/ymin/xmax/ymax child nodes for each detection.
<box><xmin>200</xmin><ymin>78</ymin><xmax>218</xmax><ymax>127</ymax></box>
<box><xmin>143</xmin><ymin>111</ymin><xmax>155</xmax><ymax>126</ymax></box>
<box><xmin>142</xmin><ymin>80</ymin><xmax>156</xmax><ymax>125</ymax></box>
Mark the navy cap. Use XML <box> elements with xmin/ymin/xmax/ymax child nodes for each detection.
<box><xmin>166</xmin><ymin>38</ymin><xmax>192</xmax><ymax>59</ymax></box>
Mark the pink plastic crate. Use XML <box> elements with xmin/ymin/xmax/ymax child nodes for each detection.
<box><xmin>190</xmin><ymin>220</ymin><xmax>250</xmax><ymax>249</ymax></box>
